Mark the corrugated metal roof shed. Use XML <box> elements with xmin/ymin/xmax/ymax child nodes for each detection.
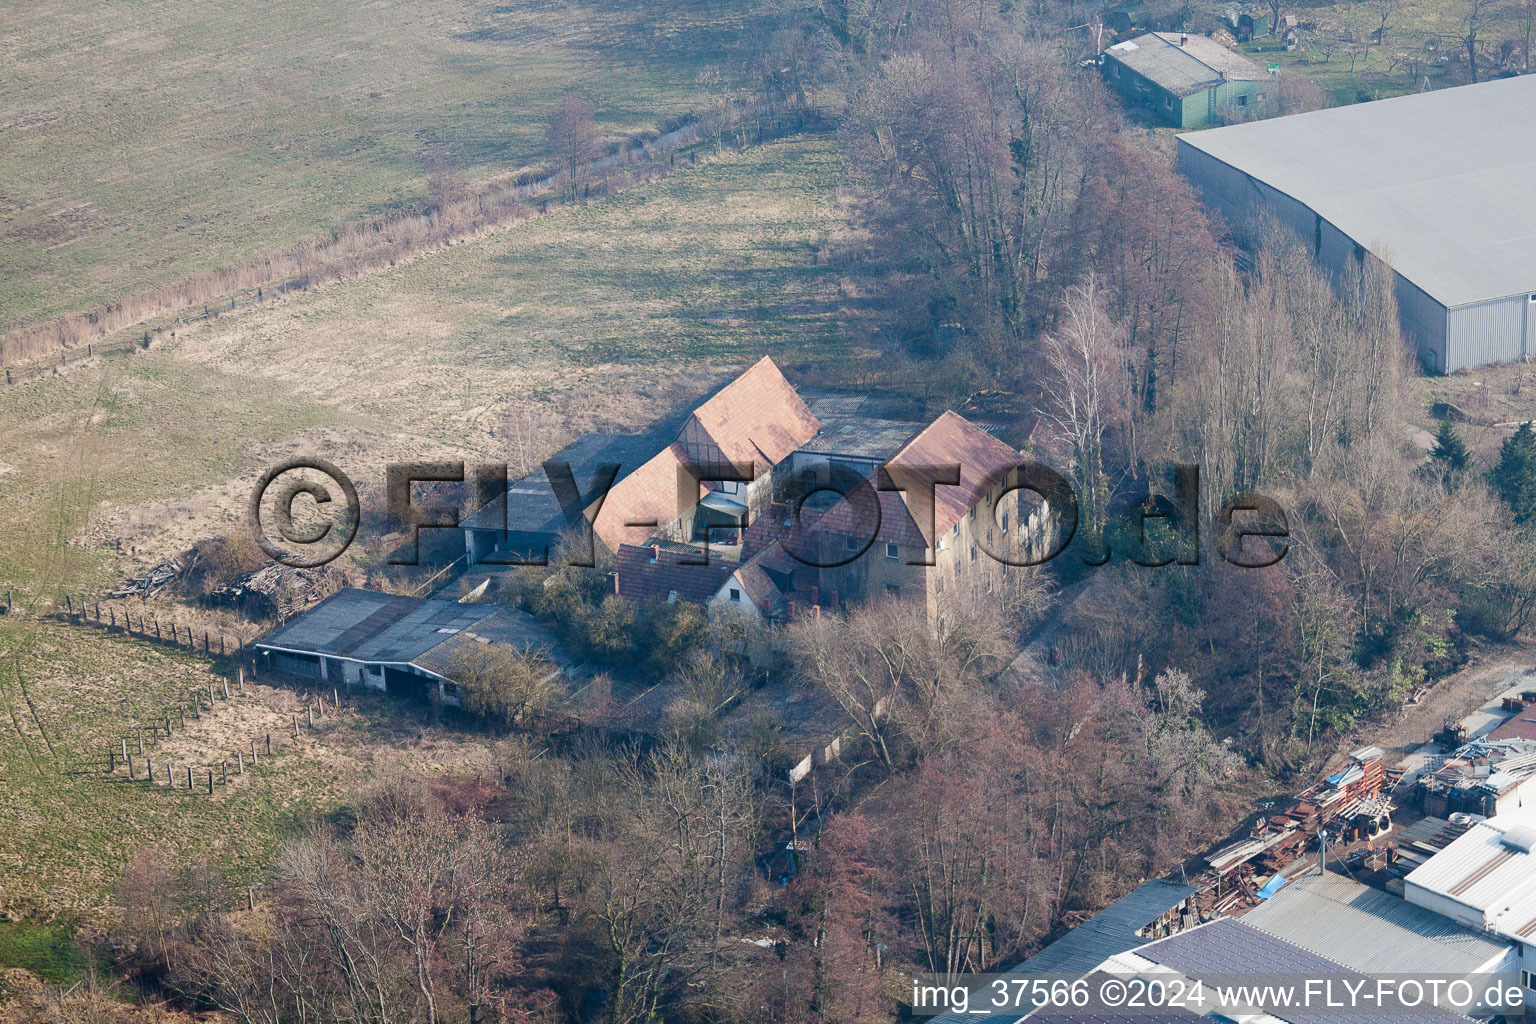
<box><xmin>1240</xmin><ymin>871</ymin><xmax>1512</xmax><ymax>974</ymax></box>
<box><xmin>410</xmin><ymin>606</ymin><xmax>572</xmax><ymax>678</ymax></box>
<box><xmin>1405</xmin><ymin>810</ymin><xmax>1536</xmax><ymax>931</ymax></box>
<box><xmin>1106</xmin><ymin>33</ymin><xmax>1268</xmax><ymax>96</ymax></box>
<box><xmin>1178</xmin><ymin>75</ymin><xmax>1536</xmax><ymax>307</ymax></box>
<box><xmin>255</xmin><ymin>587</ymin><xmax>568</xmax><ymax>670</ymax></box>
<box><xmin>926</xmin><ymin>882</ymin><xmax>1196</xmax><ymax>1024</ymax></box>
<box><xmin>1017</xmin><ymin>880</ymin><xmax>1198</xmax><ymax>976</ymax></box>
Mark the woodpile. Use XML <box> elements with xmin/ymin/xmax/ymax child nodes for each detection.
<box><xmin>110</xmin><ymin>556</ymin><xmax>192</xmax><ymax>598</ymax></box>
<box><xmin>210</xmin><ymin>563</ymin><xmax>343</xmax><ymax>619</ymax></box>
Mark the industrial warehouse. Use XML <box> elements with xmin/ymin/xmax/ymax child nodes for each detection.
<box><xmin>1177</xmin><ymin>75</ymin><xmax>1536</xmax><ymax>373</ymax></box>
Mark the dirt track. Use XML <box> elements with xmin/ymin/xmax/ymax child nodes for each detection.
<box><xmin>1331</xmin><ymin>639</ymin><xmax>1536</xmax><ymax>770</ymax></box>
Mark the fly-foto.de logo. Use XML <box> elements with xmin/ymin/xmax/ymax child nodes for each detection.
<box><xmin>248</xmin><ymin>457</ymin><xmax>1289</xmax><ymax>571</ymax></box>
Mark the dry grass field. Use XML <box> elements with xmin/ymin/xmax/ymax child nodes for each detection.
<box><xmin>0</xmin><ymin>0</ymin><xmax>760</xmax><ymax>332</ymax></box>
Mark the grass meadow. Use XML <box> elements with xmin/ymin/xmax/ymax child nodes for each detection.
<box><xmin>0</xmin><ymin>0</ymin><xmax>762</xmax><ymax>332</ymax></box>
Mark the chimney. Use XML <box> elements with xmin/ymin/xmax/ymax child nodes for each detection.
<box><xmin>1179</xmin><ymin>33</ymin><xmax>1189</xmax><ymax>46</ymax></box>
<box><xmin>650</xmin><ymin>544</ymin><xmax>660</xmax><ymax>564</ymax></box>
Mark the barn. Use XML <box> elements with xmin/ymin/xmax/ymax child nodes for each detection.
<box><xmin>1177</xmin><ymin>75</ymin><xmax>1536</xmax><ymax>373</ymax></box>
<box><xmin>253</xmin><ymin>588</ymin><xmax>571</xmax><ymax>705</ymax></box>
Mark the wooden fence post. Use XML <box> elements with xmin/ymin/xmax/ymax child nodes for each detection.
<box><xmin>266</xmin><ymin>733</ymin><xmax>271</xmax><ymax>756</ymax></box>
<box><xmin>223</xmin><ymin>679</ymin><xmax>229</xmax><ymax>699</ymax></box>
<box><xmin>207</xmin><ymin>770</ymin><xmax>214</xmax><ymax>795</ymax></box>
<box><xmin>250</xmin><ymin>740</ymin><xmax>258</xmax><ymax>765</ymax></box>
<box><xmin>127</xmin><ymin>753</ymin><xmax>135</xmax><ymax>779</ymax></box>
<box><xmin>108</xmin><ymin>748</ymin><xmax>115</xmax><ymax>773</ymax></box>
<box><xmin>178</xmin><ymin>707</ymin><xmax>185</xmax><ymax>729</ymax></box>
<box><xmin>293</xmin><ymin>714</ymin><xmax>300</xmax><ymax>737</ymax></box>
<box><xmin>237</xmin><ymin>751</ymin><xmax>244</xmax><ymax>774</ymax></box>
<box><xmin>122</xmin><ymin>737</ymin><xmax>128</xmax><ymax>763</ymax></box>
<box><xmin>186</xmin><ymin>766</ymin><xmax>193</xmax><ymax>790</ymax></box>
<box><xmin>144</xmin><ymin>754</ymin><xmax>152</xmax><ymax>781</ymax></box>
<box><xmin>222</xmin><ymin>762</ymin><xmax>228</xmax><ymax>785</ymax></box>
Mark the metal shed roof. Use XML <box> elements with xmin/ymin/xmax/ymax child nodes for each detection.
<box><xmin>461</xmin><ymin>431</ymin><xmax>667</xmax><ymax>534</ymax></box>
<box><xmin>1105</xmin><ymin>33</ymin><xmax>1268</xmax><ymax>96</ymax></box>
<box><xmin>926</xmin><ymin>882</ymin><xmax>1196</xmax><ymax>1024</ymax></box>
<box><xmin>256</xmin><ymin>588</ymin><xmax>493</xmax><ymax>663</ymax></box>
<box><xmin>1178</xmin><ymin>75</ymin><xmax>1536</xmax><ymax>308</ymax></box>
<box><xmin>257</xmin><ymin>588</ymin><xmax>569</xmax><ymax>680</ymax></box>
<box><xmin>1405</xmin><ymin>809</ymin><xmax>1536</xmax><ymax>931</ymax></box>
<box><xmin>1240</xmin><ymin>871</ymin><xmax>1512</xmax><ymax>974</ymax></box>
<box><xmin>1018</xmin><ymin>880</ymin><xmax>1198</xmax><ymax>976</ymax></box>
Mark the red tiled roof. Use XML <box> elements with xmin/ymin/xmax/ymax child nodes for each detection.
<box><xmin>887</xmin><ymin>411</ymin><xmax>1020</xmax><ymax>543</ymax></box>
<box><xmin>729</xmin><ymin>560</ymin><xmax>784</xmax><ymax>616</ymax></box>
<box><xmin>675</xmin><ymin>357</ymin><xmax>821</xmax><ymax>477</ymax></box>
<box><xmin>592</xmin><ymin>446</ymin><xmax>702</xmax><ymax>550</ymax></box>
<box><xmin>614</xmin><ymin>543</ymin><xmax>733</xmax><ymax>604</ymax></box>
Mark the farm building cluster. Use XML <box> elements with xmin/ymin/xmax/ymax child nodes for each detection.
<box><xmin>254</xmin><ymin>358</ymin><xmax>1053</xmax><ymax>737</ymax></box>
<box><xmin>463</xmin><ymin>357</ymin><xmax>1055</xmax><ymax>621</ymax></box>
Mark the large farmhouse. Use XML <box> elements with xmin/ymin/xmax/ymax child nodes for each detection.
<box><xmin>1177</xmin><ymin>75</ymin><xmax>1536</xmax><ymax>373</ymax></box>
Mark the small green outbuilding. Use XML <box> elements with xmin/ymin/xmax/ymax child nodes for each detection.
<box><xmin>1101</xmin><ymin>33</ymin><xmax>1273</xmax><ymax>128</ymax></box>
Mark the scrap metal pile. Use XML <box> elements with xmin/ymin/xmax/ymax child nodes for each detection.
<box><xmin>1413</xmin><ymin>734</ymin><xmax>1536</xmax><ymax>818</ymax></box>
<box><xmin>1199</xmin><ymin>747</ymin><xmax>1389</xmax><ymax>915</ymax></box>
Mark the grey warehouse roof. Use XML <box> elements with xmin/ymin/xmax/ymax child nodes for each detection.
<box><xmin>928</xmin><ymin>881</ymin><xmax>1196</xmax><ymax>1024</ymax></box>
<box><xmin>1105</xmin><ymin>33</ymin><xmax>1267</xmax><ymax>96</ymax></box>
<box><xmin>1136</xmin><ymin>918</ymin><xmax>1471</xmax><ymax>1022</ymax></box>
<box><xmin>256</xmin><ymin>588</ymin><xmax>567</xmax><ymax>677</ymax></box>
<box><xmin>1178</xmin><ymin>75</ymin><xmax>1536</xmax><ymax>307</ymax></box>
<box><xmin>1021</xmin><ymin>880</ymin><xmax>1198</xmax><ymax>976</ymax></box>
<box><xmin>1240</xmin><ymin>871</ymin><xmax>1511</xmax><ymax>974</ymax></box>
